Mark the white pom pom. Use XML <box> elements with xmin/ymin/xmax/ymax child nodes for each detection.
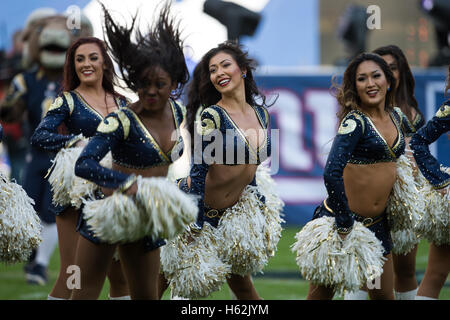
<box><xmin>0</xmin><ymin>176</ymin><xmax>42</xmax><ymax>263</ymax></box>
<box><xmin>415</xmin><ymin>169</ymin><xmax>449</xmax><ymax>245</ymax></box>
<box><xmin>391</xmin><ymin>229</ymin><xmax>420</xmax><ymax>255</ymax></box>
<box><xmin>386</xmin><ymin>155</ymin><xmax>423</xmax><ymax>232</ymax></box>
<box><xmin>82</xmin><ymin>192</ymin><xmax>141</xmax><ymax>244</ymax></box>
<box><xmin>291</xmin><ymin>216</ymin><xmax>386</xmax><ymax>297</ymax></box>
<box><xmin>255</xmin><ymin>164</ymin><xmax>285</xmax><ymax>258</ymax></box>
<box><xmin>48</xmin><ymin>146</ymin><xmax>85</xmax><ymax>206</ymax></box>
<box><xmin>135</xmin><ymin>176</ymin><xmax>198</xmax><ymax>241</ymax></box>
<box><xmin>83</xmin><ymin>176</ymin><xmax>198</xmax><ymax>243</ymax></box>
<box><xmin>161</xmin><ymin>225</ymin><xmax>231</xmax><ymax>299</ymax></box>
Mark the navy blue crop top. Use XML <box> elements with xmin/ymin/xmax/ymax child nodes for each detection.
<box><xmin>397</xmin><ymin>108</ymin><xmax>425</xmax><ymax>137</ymax></box>
<box><xmin>410</xmin><ymin>100</ymin><xmax>449</xmax><ymax>189</ymax></box>
<box><xmin>186</xmin><ymin>104</ymin><xmax>271</xmax><ymax>229</ymax></box>
<box><xmin>31</xmin><ymin>91</ymin><xmax>129</xmax><ymax>151</ymax></box>
<box><xmin>75</xmin><ymin>98</ymin><xmax>186</xmax><ymax>189</ymax></box>
<box><xmin>323</xmin><ymin>107</ymin><xmax>407</xmax><ymax>230</ymax></box>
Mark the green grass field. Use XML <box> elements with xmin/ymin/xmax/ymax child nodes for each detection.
<box><xmin>0</xmin><ymin>226</ymin><xmax>449</xmax><ymax>300</ymax></box>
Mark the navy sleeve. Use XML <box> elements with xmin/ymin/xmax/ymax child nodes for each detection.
<box><xmin>323</xmin><ymin>112</ymin><xmax>364</xmax><ymax>229</ymax></box>
<box><xmin>410</xmin><ymin>103</ymin><xmax>450</xmax><ymax>189</ymax></box>
<box><xmin>31</xmin><ymin>93</ymin><xmax>79</xmax><ymax>151</ymax></box>
<box><xmin>74</xmin><ymin>112</ymin><xmax>130</xmax><ymax>189</ymax></box>
<box><xmin>184</xmin><ymin>107</ymin><xmax>222</xmax><ymax>229</ymax></box>
<box><xmin>394</xmin><ymin>107</ymin><xmax>415</xmax><ymax>137</ymax></box>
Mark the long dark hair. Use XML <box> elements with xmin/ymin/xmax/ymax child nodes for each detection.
<box><xmin>332</xmin><ymin>52</ymin><xmax>397</xmax><ymax>123</ymax></box>
<box><xmin>373</xmin><ymin>45</ymin><xmax>422</xmax><ymax>121</ymax></box>
<box><xmin>186</xmin><ymin>41</ymin><xmax>270</xmax><ymax>141</ymax></box>
<box><xmin>101</xmin><ymin>2</ymin><xmax>189</xmax><ymax>97</ymax></box>
<box><xmin>62</xmin><ymin>36</ymin><xmax>120</xmax><ymax>97</ymax></box>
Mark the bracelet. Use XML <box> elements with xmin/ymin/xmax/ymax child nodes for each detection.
<box><xmin>189</xmin><ymin>222</ymin><xmax>202</xmax><ymax>234</ymax></box>
<box><xmin>335</xmin><ymin>225</ymin><xmax>352</xmax><ymax>235</ymax></box>
<box><xmin>118</xmin><ymin>174</ymin><xmax>137</xmax><ymax>193</ymax></box>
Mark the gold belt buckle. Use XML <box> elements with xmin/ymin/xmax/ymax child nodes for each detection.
<box><xmin>362</xmin><ymin>217</ymin><xmax>373</xmax><ymax>227</ymax></box>
<box><xmin>206</xmin><ymin>209</ymin><xmax>219</xmax><ymax>218</ymax></box>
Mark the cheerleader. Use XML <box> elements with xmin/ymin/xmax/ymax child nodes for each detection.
<box><xmin>292</xmin><ymin>53</ymin><xmax>416</xmax><ymax>299</ymax></box>
<box><xmin>160</xmin><ymin>41</ymin><xmax>284</xmax><ymax>300</ymax></box>
<box><xmin>31</xmin><ymin>37</ymin><xmax>130</xmax><ymax>300</ymax></box>
<box><xmin>410</xmin><ymin>66</ymin><xmax>449</xmax><ymax>300</ymax></box>
<box><xmin>373</xmin><ymin>45</ymin><xmax>426</xmax><ymax>300</ymax></box>
<box><xmin>72</xmin><ymin>3</ymin><xmax>195</xmax><ymax>299</ymax></box>
<box><xmin>341</xmin><ymin>45</ymin><xmax>425</xmax><ymax>300</ymax></box>
<box><xmin>0</xmin><ymin>123</ymin><xmax>42</xmax><ymax>265</ymax></box>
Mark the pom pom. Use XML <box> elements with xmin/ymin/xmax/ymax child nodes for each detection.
<box><xmin>386</xmin><ymin>155</ymin><xmax>423</xmax><ymax>232</ymax></box>
<box><xmin>391</xmin><ymin>229</ymin><xmax>420</xmax><ymax>255</ymax></box>
<box><xmin>135</xmin><ymin>176</ymin><xmax>198</xmax><ymax>240</ymax></box>
<box><xmin>83</xmin><ymin>176</ymin><xmax>198</xmax><ymax>243</ymax></box>
<box><xmin>255</xmin><ymin>164</ymin><xmax>285</xmax><ymax>258</ymax></box>
<box><xmin>48</xmin><ymin>145</ymin><xmax>85</xmax><ymax>206</ymax></box>
<box><xmin>82</xmin><ymin>192</ymin><xmax>141</xmax><ymax>243</ymax></box>
<box><xmin>0</xmin><ymin>175</ymin><xmax>42</xmax><ymax>263</ymax></box>
<box><xmin>291</xmin><ymin>216</ymin><xmax>386</xmax><ymax>297</ymax></box>
<box><xmin>415</xmin><ymin>168</ymin><xmax>449</xmax><ymax>245</ymax></box>
<box><xmin>161</xmin><ymin>225</ymin><xmax>231</xmax><ymax>299</ymax></box>
<box><xmin>215</xmin><ymin>187</ymin><xmax>269</xmax><ymax>276</ymax></box>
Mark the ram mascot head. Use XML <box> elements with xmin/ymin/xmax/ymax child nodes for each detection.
<box><xmin>21</xmin><ymin>7</ymin><xmax>93</xmax><ymax>70</ymax></box>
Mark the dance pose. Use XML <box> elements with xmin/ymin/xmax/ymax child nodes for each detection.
<box><xmin>411</xmin><ymin>65</ymin><xmax>449</xmax><ymax>300</ymax></box>
<box><xmin>292</xmin><ymin>53</ymin><xmax>416</xmax><ymax>300</ymax></box>
<box><xmin>31</xmin><ymin>37</ymin><xmax>130</xmax><ymax>300</ymax></box>
<box><xmin>72</xmin><ymin>3</ymin><xmax>194</xmax><ymax>299</ymax></box>
<box><xmin>160</xmin><ymin>41</ymin><xmax>283</xmax><ymax>300</ymax></box>
<box><xmin>343</xmin><ymin>45</ymin><xmax>426</xmax><ymax>300</ymax></box>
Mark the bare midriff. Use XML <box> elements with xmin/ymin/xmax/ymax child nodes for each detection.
<box><xmin>343</xmin><ymin>161</ymin><xmax>397</xmax><ymax>217</ymax></box>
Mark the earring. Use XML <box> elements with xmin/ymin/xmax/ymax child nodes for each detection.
<box><xmin>387</xmin><ymin>87</ymin><xmax>390</xmax><ymax>92</ymax></box>
<box><xmin>242</xmin><ymin>73</ymin><xmax>246</xmax><ymax>79</ymax></box>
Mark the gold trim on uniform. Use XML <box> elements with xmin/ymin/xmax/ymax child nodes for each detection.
<box><xmin>197</xmin><ymin>108</ymin><xmax>221</xmax><ymax>136</ymax></box>
<box><xmin>48</xmin><ymin>96</ymin><xmax>64</xmax><ymax>112</ymax></box>
<box><xmin>436</xmin><ymin>105</ymin><xmax>450</xmax><ymax>118</ymax></box>
<box><xmin>97</xmin><ymin>117</ymin><xmax>119</xmax><ymax>134</ymax></box>
<box><xmin>337</xmin><ymin>118</ymin><xmax>357</xmax><ymax>135</ymax></box>
<box><xmin>116</xmin><ymin>110</ymin><xmax>130</xmax><ymax>139</ymax></box>
<box><xmin>63</xmin><ymin>92</ymin><xmax>75</xmax><ymax>115</ymax></box>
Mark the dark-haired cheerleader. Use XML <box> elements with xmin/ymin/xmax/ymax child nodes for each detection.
<box><xmin>31</xmin><ymin>36</ymin><xmax>130</xmax><ymax>300</ymax></box>
<box><xmin>71</xmin><ymin>2</ymin><xmax>196</xmax><ymax>299</ymax></box>
<box><xmin>160</xmin><ymin>41</ymin><xmax>284</xmax><ymax>300</ymax></box>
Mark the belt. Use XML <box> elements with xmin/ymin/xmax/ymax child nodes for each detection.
<box><xmin>323</xmin><ymin>200</ymin><xmax>385</xmax><ymax>228</ymax></box>
<box><xmin>204</xmin><ymin>206</ymin><xmax>227</xmax><ymax>219</ymax></box>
